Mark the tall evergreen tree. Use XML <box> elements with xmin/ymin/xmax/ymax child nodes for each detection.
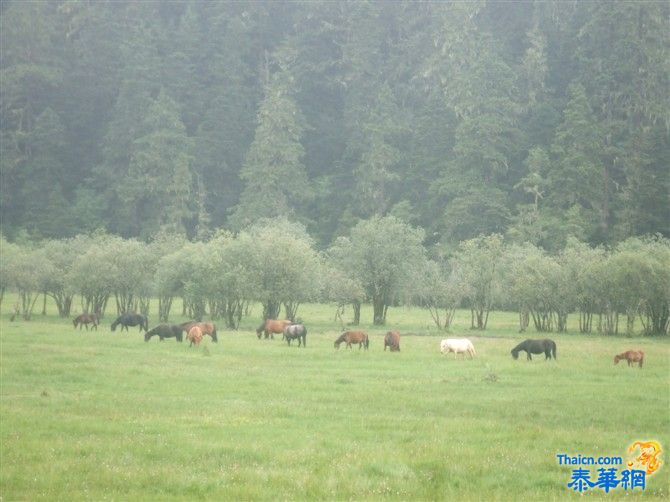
<box><xmin>123</xmin><ymin>90</ymin><xmax>194</xmax><ymax>238</ymax></box>
<box><xmin>229</xmin><ymin>50</ymin><xmax>311</xmax><ymax>230</ymax></box>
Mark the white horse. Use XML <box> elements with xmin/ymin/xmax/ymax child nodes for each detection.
<box><xmin>440</xmin><ymin>338</ymin><xmax>476</xmax><ymax>359</ymax></box>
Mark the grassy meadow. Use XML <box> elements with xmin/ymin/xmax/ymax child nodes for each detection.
<box><xmin>1</xmin><ymin>299</ymin><xmax>669</xmax><ymax>500</ymax></box>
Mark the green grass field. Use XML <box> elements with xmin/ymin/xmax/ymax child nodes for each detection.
<box><xmin>1</xmin><ymin>300</ymin><xmax>669</xmax><ymax>500</ymax></box>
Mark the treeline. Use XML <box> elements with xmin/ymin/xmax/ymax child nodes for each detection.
<box><xmin>1</xmin><ymin>1</ymin><xmax>668</xmax><ymax>248</ymax></box>
<box><xmin>1</xmin><ymin>218</ymin><xmax>668</xmax><ymax>336</ymax></box>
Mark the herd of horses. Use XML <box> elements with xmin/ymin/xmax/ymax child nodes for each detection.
<box><xmin>71</xmin><ymin>313</ymin><xmax>646</xmax><ymax>367</ymax></box>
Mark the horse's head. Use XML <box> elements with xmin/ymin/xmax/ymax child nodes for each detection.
<box><xmin>511</xmin><ymin>349</ymin><xmax>519</xmax><ymax>360</ymax></box>
<box><xmin>144</xmin><ymin>332</ymin><xmax>151</xmax><ymax>342</ymax></box>
<box><xmin>614</xmin><ymin>354</ymin><xmax>621</xmax><ymax>365</ymax></box>
<box><xmin>256</xmin><ymin>323</ymin><xmax>265</xmax><ymax>338</ymax></box>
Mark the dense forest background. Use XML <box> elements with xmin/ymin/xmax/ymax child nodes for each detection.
<box><xmin>1</xmin><ymin>0</ymin><xmax>668</xmax><ymax>250</ymax></box>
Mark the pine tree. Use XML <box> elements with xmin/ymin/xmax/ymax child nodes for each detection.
<box><xmin>229</xmin><ymin>52</ymin><xmax>311</xmax><ymax>230</ymax></box>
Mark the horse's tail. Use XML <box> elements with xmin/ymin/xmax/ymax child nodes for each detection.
<box><xmin>552</xmin><ymin>342</ymin><xmax>557</xmax><ymax>360</ymax></box>
<box><xmin>364</xmin><ymin>334</ymin><xmax>369</xmax><ymax>350</ymax></box>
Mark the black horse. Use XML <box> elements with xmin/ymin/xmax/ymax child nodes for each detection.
<box><xmin>511</xmin><ymin>339</ymin><xmax>556</xmax><ymax>360</ymax></box>
<box><xmin>144</xmin><ymin>324</ymin><xmax>183</xmax><ymax>342</ymax></box>
<box><xmin>111</xmin><ymin>313</ymin><xmax>148</xmax><ymax>333</ymax></box>
<box><xmin>283</xmin><ymin>324</ymin><xmax>307</xmax><ymax>347</ymax></box>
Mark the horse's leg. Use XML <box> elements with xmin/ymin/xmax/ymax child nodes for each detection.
<box><xmin>527</xmin><ymin>352</ymin><xmax>532</xmax><ymax>361</ymax></box>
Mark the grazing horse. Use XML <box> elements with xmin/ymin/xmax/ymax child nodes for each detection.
<box><xmin>384</xmin><ymin>331</ymin><xmax>401</xmax><ymax>352</ymax></box>
<box><xmin>144</xmin><ymin>324</ymin><xmax>183</xmax><ymax>342</ymax></box>
<box><xmin>511</xmin><ymin>339</ymin><xmax>556</xmax><ymax>360</ymax></box>
<box><xmin>256</xmin><ymin>319</ymin><xmax>292</xmax><ymax>339</ymax></box>
<box><xmin>334</xmin><ymin>331</ymin><xmax>369</xmax><ymax>350</ymax></box>
<box><xmin>187</xmin><ymin>325</ymin><xmax>204</xmax><ymax>347</ymax></box>
<box><xmin>111</xmin><ymin>313</ymin><xmax>148</xmax><ymax>332</ymax></box>
<box><xmin>440</xmin><ymin>338</ymin><xmax>475</xmax><ymax>359</ymax></box>
<box><xmin>283</xmin><ymin>324</ymin><xmax>307</xmax><ymax>347</ymax></box>
<box><xmin>614</xmin><ymin>350</ymin><xmax>644</xmax><ymax>368</ymax></box>
<box><xmin>73</xmin><ymin>313</ymin><xmax>99</xmax><ymax>331</ymax></box>
<box><xmin>179</xmin><ymin>321</ymin><xmax>218</xmax><ymax>342</ymax></box>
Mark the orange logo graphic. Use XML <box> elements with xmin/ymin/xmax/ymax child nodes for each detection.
<box><xmin>627</xmin><ymin>441</ymin><xmax>663</xmax><ymax>475</ymax></box>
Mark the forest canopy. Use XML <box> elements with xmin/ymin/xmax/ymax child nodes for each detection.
<box><xmin>1</xmin><ymin>0</ymin><xmax>668</xmax><ymax>249</ymax></box>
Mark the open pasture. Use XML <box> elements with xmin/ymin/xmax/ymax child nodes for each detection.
<box><xmin>1</xmin><ymin>303</ymin><xmax>669</xmax><ymax>500</ymax></box>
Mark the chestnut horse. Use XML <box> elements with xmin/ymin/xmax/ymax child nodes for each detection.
<box><xmin>73</xmin><ymin>313</ymin><xmax>99</xmax><ymax>331</ymax></box>
<box><xmin>334</xmin><ymin>331</ymin><xmax>369</xmax><ymax>350</ymax></box>
<box><xmin>614</xmin><ymin>350</ymin><xmax>644</xmax><ymax>368</ymax></box>
<box><xmin>179</xmin><ymin>321</ymin><xmax>218</xmax><ymax>342</ymax></box>
<box><xmin>256</xmin><ymin>319</ymin><xmax>292</xmax><ymax>339</ymax></box>
<box><xmin>187</xmin><ymin>325</ymin><xmax>204</xmax><ymax>347</ymax></box>
<box><xmin>384</xmin><ymin>331</ymin><xmax>401</xmax><ymax>351</ymax></box>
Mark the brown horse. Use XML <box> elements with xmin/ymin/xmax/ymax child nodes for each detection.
<box><xmin>334</xmin><ymin>331</ymin><xmax>369</xmax><ymax>350</ymax></box>
<box><xmin>73</xmin><ymin>313</ymin><xmax>99</xmax><ymax>331</ymax></box>
<box><xmin>384</xmin><ymin>331</ymin><xmax>400</xmax><ymax>351</ymax></box>
<box><xmin>187</xmin><ymin>325</ymin><xmax>204</xmax><ymax>347</ymax></box>
<box><xmin>614</xmin><ymin>350</ymin><xmax>644</xmax><ymax>368</ymax></box>
<box><xmin>180</xmin><ymin>321</ymin><xmax>218</xmax><ymax>342</ymax></box>
<box><xmin>256</xmin><ymin>319</ymin><xmax>292</xmax><ymax>339</ymax></box>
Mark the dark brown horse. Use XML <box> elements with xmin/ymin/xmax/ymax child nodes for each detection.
<box><xmin>511</xmin><ymin>339</ymin><xmax>556</xmax><ymax>360</ymax></box>
<box><xmin>384</xmin><ymin>331</ymin><xmax>401</xmax><ymax>351</ymax></box>
<box><xmin>144</xmin><ymin>324</ymin><xmax>183</xmax><ymax>342</ymax></box>
<box><xmin>111</xmin><ymin>313</ymin><xmax>148</xmax><ymax>332</ymax></box>
<box><xmin>256</xmin><ymin>319</ymin><xmax>292</xmax><ymax>339</ymax></box>
<box><xmin>334</xmin><ymin>331</ymin><xmax>369</xmax><ymax>350</ymax></box>
<box><xmin>614</xmin><ymin>350</ymin><xmax>644</xmax><ymax>368</ymax></box>
<box><xmin>179</xmin><ymin>321</ymin><xmax>218</xmax><ymax>342</ymax></box>
<box><xmin>73</xmin><ymin>313</ymin><xmax>99</xmax><ymax>331</ymax></box>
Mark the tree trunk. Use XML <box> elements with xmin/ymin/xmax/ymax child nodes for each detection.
<box><xmin>262</xmin><ymin>300</ymin><xmax>280</xmax><ymax>321</ymax></box>
<box><xmin>352</xmin><ymin>300</ymin><xmax>361</xmax><ymax>326</ymax></box>
<box><xmin>372</xmin><ymin>296</ymin><xmax>385</xmax><ymax>325</ymax></box>
<box><xmin>518</xmin><ymin>310</ymin><xmax>529</xmax><ymax>332</ymax></box>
